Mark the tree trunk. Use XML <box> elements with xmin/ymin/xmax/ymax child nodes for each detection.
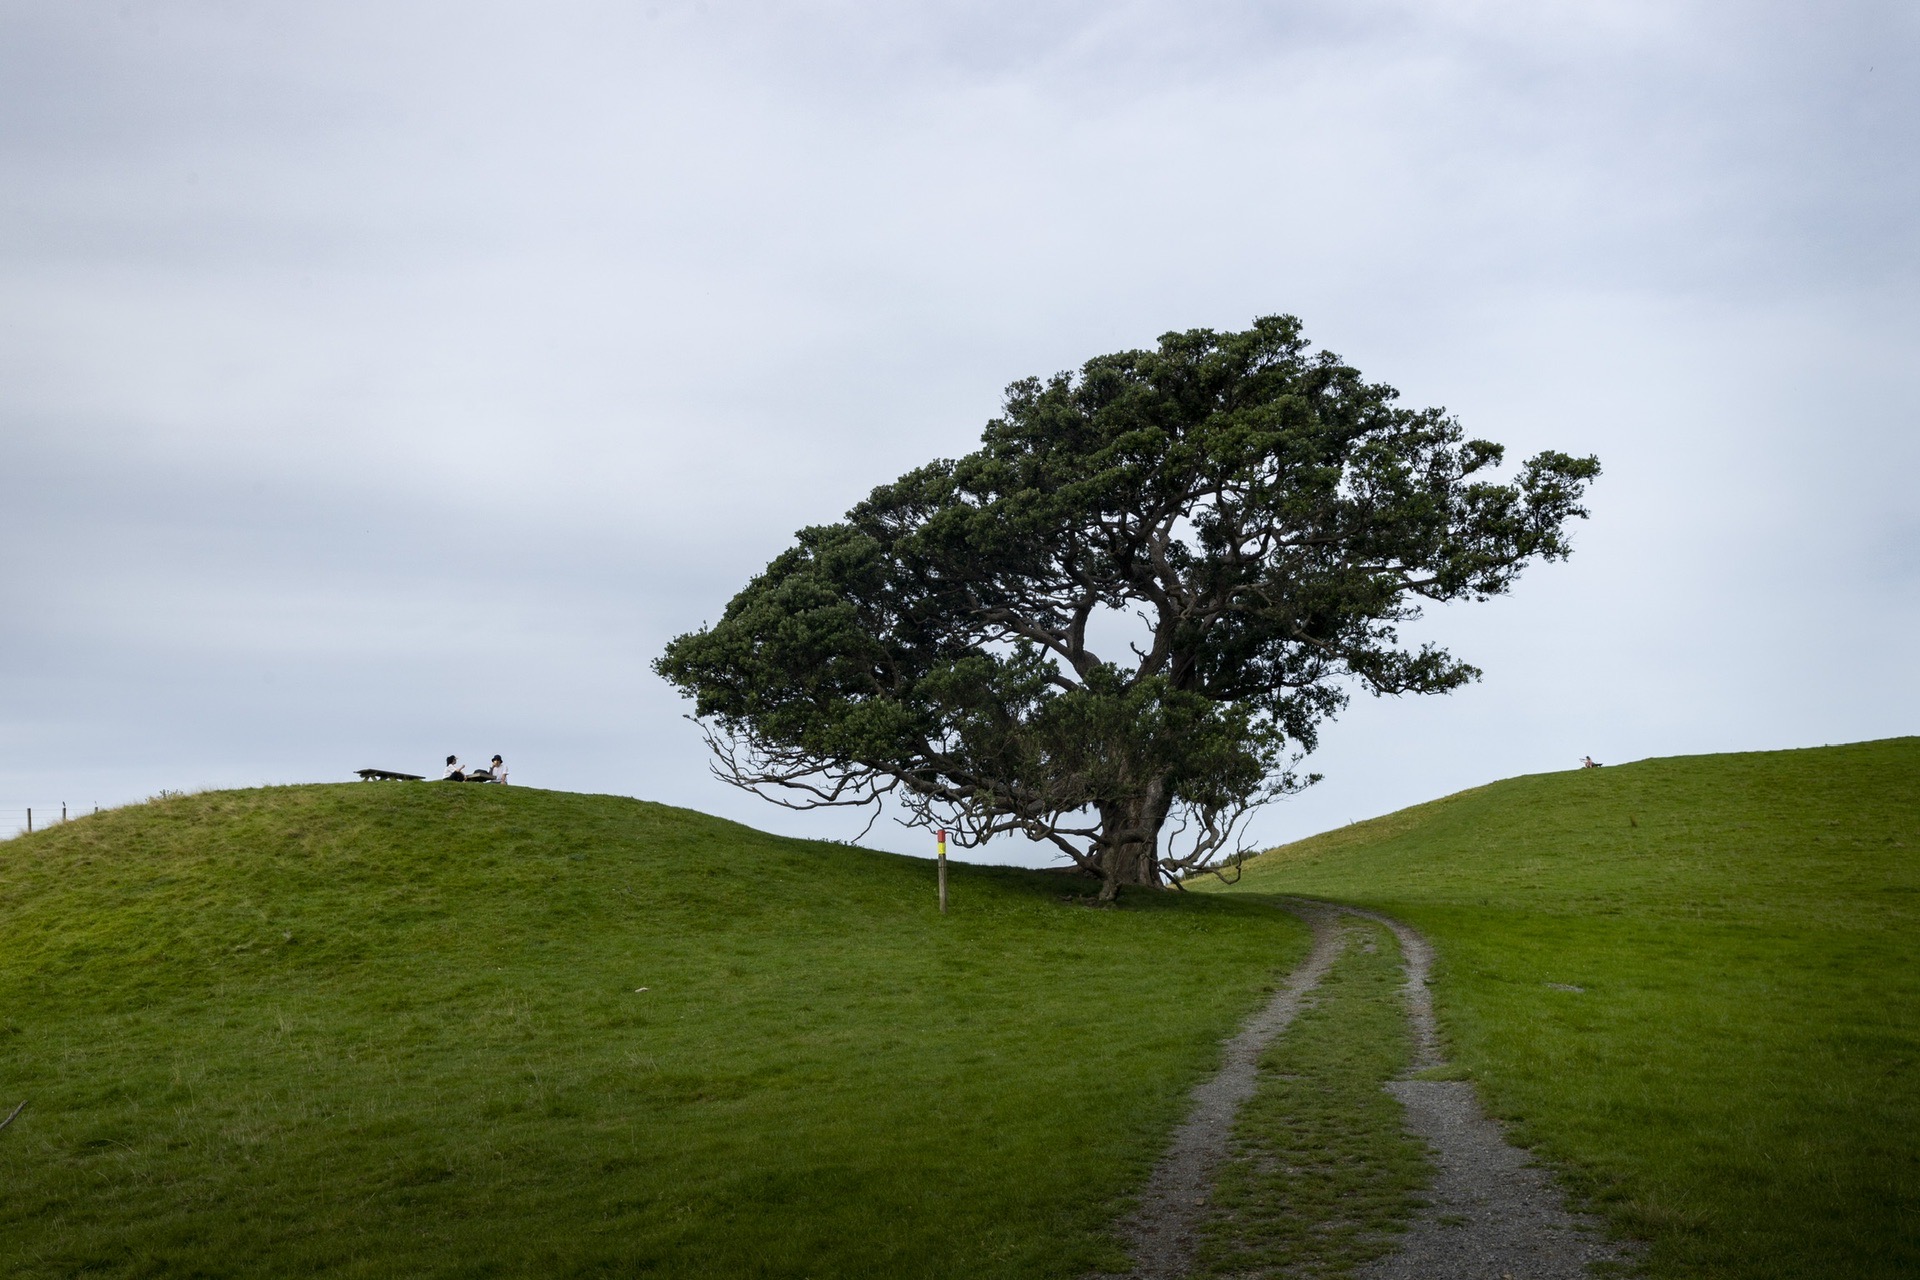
<box><xmin>1095</xmin><ymin>783</ymin><xmax>1172</xmax><ymax>902</ymax></box>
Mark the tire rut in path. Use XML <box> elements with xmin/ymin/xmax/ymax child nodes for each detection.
<box><xmin>1098</xmin><ymin>902</ymin><xmax>1347</xmax><ymax>1280</ymax></box>
<box><xmin>1325</xmin><ymin>901</ymin><xmax>1638</xmax><ymax>1280</ymax></box>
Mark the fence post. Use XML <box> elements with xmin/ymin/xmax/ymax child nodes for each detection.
<box><xmin>25</xmin><ymin>808</ymin><xmax>30</xmax><ymax>834</ymax></box>
<box><xmin>62</xmin><ymin>802</ymin><xmax>67</xmax><ymax>823</ymax></box>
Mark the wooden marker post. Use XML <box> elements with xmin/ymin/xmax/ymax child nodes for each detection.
<box><xmin>936</xmin><ymin>828</ymin><xmax>948</xmax><ymax>915</ymax></box>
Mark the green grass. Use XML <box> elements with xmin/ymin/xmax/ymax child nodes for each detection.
<box><xmin>1198</xmin><ymin>918</ymin><xmax>1430</xmax><ymax>1277</ymax></box>
<box><xmin>0</xmin><ymin>784</ymin><xmax>1310</xmax><ymax>1278</ymax></box>
<box><xmin>1203</xmin><ymin>737</ymin><xmax>1920</xmax><ymax>1279</ymax></box>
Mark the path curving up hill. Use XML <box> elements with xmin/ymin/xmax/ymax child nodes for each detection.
<box><xmin>1106</xmin><ymin>899</ymin><xmax>1633</xmax><ymax>1279</ymax></box>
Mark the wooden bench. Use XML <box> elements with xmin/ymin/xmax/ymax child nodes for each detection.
<box><xmin>355</xmin><ymin>768</ymin><xmax>424</xmax><ymax>781</ymax></box>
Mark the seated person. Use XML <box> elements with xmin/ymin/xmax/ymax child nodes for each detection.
<box><xmin>443</xmin><ymin>755</ymin><xmax>466</xmax><ymax>781</ymax></box>
<box><xmin>487</xmin><ymin>755</ymin><xmax>508</xmax><ymax>785</ymax></box>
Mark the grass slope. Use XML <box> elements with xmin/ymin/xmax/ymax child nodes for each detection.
<box><xmin>0</xmin><ymin>784</ymin><xmax>1308</xmax><ymax>1279</ymax></box>
<box><xmin>1207</xmin><ymin>737</ymin><xmax>1920</xmax><ymax>1280</ymax></box>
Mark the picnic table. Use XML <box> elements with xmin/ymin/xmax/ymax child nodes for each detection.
<box><xmin>355</xmin><ymin>768</ymin><xmax>424</xmax><ymax>781</ymax></box>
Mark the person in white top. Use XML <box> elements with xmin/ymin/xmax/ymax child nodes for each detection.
<box><xmin>443</xmin><ymin>755</ymin><xmax>466</xmax><ymax>781</ymax></box>
<box><xmin>488</xmin><ymin>755</ymin><xmax>508</xmax><ymax>785</ymax></box>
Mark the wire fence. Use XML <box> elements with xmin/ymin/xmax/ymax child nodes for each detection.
<box><xmin>0</xmin><ymin>804</ymin><xmax>103</xmax><ymax>839</ymax></box>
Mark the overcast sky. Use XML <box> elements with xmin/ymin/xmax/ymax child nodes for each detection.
<box><xmin>3</xmin><ymin>1</ymin><xmax>1915</xmax><ymax>859</ymax></box>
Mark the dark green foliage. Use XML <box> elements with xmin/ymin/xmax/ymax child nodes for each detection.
<box><xmin>1199</xmin><ymin>920</ymin><xmax>1433</xmax><ymax>1277</ymax></box>
<box><xmin>0</xmin><ymin>783</ymin><xmax>1310</xmax><ymax>1279</ymax></box>
<box><xmin>1210</xmin><ymin>738</ymin><xmax>1920</xmax><ymax>1280</ymax></box>
<box><xmin>658</xmin><ymin>316</ymin><xmax>1598</xmax><ymax>894</ymax></box>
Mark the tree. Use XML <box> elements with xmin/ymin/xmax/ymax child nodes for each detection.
<box><xmin>656</xmin><ymin>316</ymin><xmax>1598</xmax><ymax>900</ymax></box>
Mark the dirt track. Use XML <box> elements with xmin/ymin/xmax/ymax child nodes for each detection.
<box><xmin>1102</xmin><ymin>899</ymin><xmax>1638</xmax><ymax>1279</ymax></box>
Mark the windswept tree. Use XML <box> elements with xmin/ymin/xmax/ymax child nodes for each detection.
<box><xmin>657</xmin><ymin>316</ymin><xmax>1598</xmax><ymax>900</ymax></box>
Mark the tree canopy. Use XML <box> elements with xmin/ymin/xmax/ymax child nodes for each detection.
<box><xmin>656</xmin><ymin>315</ymin><xmax>1599</xmax><ymax>899</ymax></box>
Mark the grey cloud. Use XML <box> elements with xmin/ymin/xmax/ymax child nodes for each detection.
<box><xmin>2</xmin><ymin>0</ymin><xmax>1915</xmax><ymax>852</ymax></box>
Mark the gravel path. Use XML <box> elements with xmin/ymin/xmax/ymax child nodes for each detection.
<box><xmin>1104</xmin><ymin>898</ymin><xmax>1637</xmax><ymax>1279</ymax></box>
<box><xmin>1100</xmin><ymin>902</ymin><xmax>1348</xmax><ymax>1279</ymax></box>
<box><xmin>1330</xmin><ymin>902</ymin><xmax>1639</xmax><ymax>1280</ymax></box>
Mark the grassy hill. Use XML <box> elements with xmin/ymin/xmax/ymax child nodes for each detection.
<box><xmin>1205</xmin><ymin>737</ymin><xmax>1920</xmax><ymax>1280</ymax></box>
<box><xmin>0</xmin><ymin>784</ymin><xmax>1308</xmax><ymax>1279</ymax></box>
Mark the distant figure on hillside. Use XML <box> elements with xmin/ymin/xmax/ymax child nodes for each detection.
<box><xmin>1581</xmin><ymin>755</ymin><xmax>1603</xmax><ymax>768</ymax></box>
<box><xmin>488</xmin><ymin>755</ymin><xmax>508</xmax><ymax>785</ymax></box>
<box><xmin>443</xmin><ymin>754</ymin><xmax>467</xmax><ymax>781</ymax></box>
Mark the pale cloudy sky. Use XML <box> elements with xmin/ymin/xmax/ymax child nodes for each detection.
<box><xmin>3</xmin><ymin>1</ymin><xmax>1915</xmax><ymax>859</ymax></box>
